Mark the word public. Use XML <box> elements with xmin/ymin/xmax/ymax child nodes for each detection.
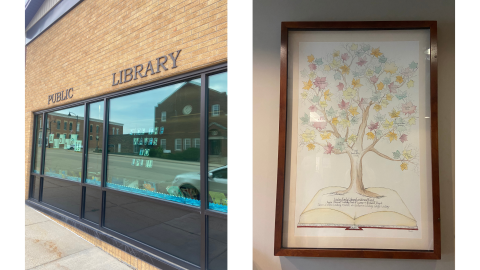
<box><xmin>112</xmin><ymin>50</ymin><xmax>182</xmax><ymax>86</ymax></box>
<box><xmin>48</xmin><ymin>88</ymin><xmax>73</xmax><ymax>105</ymax></box>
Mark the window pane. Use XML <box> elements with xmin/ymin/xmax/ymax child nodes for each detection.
<box><xmin>208</xmin><ymin>72</ymin><xmax>228</xmax><ymax>212</ymax></box>
<box><xmin>208</xmin><ymin>216</ymin><xmax>227</xmax><ymax>270</ymax></box>
<box><xmin>85</xmin><ymin>101</ymin><xmax>104</xmax><ymax>186</ymax></box>
<box><xmin>32</xmin><ymin>176</ymin><xmax>40</xmax><ymax>201</ymax></box>
<box><xmin>32</xmin><ymin>114</ymin><xmax>43</xmax><ymax>173</ymax></box>
<box><xmin>104</xmin><ymin>191</ymin><xmax>200</xmax><ymax>265</ymax></box>
<box><xmin>84</xmin><ymin>186</ymin><xmax>101</xmax><ymax>224</ymax></box>
<box><xmin>44</xmin><ymin>106</ymin><xmax>85</xmax><ymax>182</ymax></box>
<box><xmin>106</xmin><ymin>79</ymin><xmax>201</xmax><ymax>207</ymax></box>
<box><xmin>42</xmin><ymin>177</ymin><xmax>81</xmax><ymax>216</ymax></box>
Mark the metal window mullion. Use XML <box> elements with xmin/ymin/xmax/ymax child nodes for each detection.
<box><xmin>40</xmin><ymin>112</ymin><xmax>47</xmax><ymax>175</ymax></box>
<box><xmin>80</xmin><ymin>103</ymin><xmax>89</xmax><ymax>219</ymax></box>
<box><xmin>100</xmin><ymin>98</ymin><xmax>109</xmax><ymax>227</ymax></box>
<box><xmin>200</xmin><ymin>73</ymin><xmax>208</xmax><ymax>270</ymax></box>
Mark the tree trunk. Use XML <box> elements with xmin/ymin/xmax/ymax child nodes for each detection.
<box><xmin>332</xmin><ymin>152</ymin><xmax>383</xmax><ymax>198</ymax></box>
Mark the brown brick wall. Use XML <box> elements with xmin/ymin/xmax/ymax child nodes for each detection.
<box><xmin>25</xmin><ymin>0</ymin><xmax>227</xmax><ymax>267</ymax></box>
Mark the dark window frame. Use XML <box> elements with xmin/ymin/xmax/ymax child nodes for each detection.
<box><xmin>28</xmin><ymin>63</ymin><xmax>227</xmax><ymax>270</ymax></box>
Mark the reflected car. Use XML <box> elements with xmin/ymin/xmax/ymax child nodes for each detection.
<box><xmin>170</xmin><ymin>166</ymin><xmax>227</xmax><ymax>200</ymax></box>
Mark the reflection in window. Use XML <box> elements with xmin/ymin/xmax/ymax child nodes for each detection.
<box><xmin>44</xmin><ymin>106</ymin><xmax>85</xmax><ymax>182</ymax></box>
<box><xmin>195</xmin><ymin>138</ymin><xmax>200</xmax><ymax>148</ymax></box>
<box><xmin>106</xmin><ymin>79</ymin><xmax>201</xmax><ymax>206</ymax></box>
<box><xmin>208</xmin><ymin>72</ymin><xmax>227</xmax><ymax>213</ymax></box>
<box><xmin>32</xmin><ymin>115</ymin><xmax>43</xmax><ymax>174</ymax></box>
<box><xmin>208</xmin><ymin>216</ymin><xmax>227</xmax><ymax>270</ymax></box>
<box><xmin>69</xmin><ymin>122</ymin><xmax>73</xmax><ymax>130</ymax></box>
<box><xmin>85</xmin><ymin>101</ymin><xmax>105</xmax><ymax>186</ymax></box>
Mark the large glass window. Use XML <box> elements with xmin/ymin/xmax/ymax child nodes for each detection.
<box><xmin>208</xmin><ymin>216</ymin><xmax>227</xmax><ymax>270</ymax></box>
<box><xmin>32</xmin><ymin>114</ymin><xmax>43</xmax><ymax>173</ymax></box>
<box><xmin>84</xmin><ymin>186</ymin><xmax>101</xmax><ymax>224</ymax></box>
<box><xmin>44</xmin><ymin>105</ymin><xmax>84</xmax><ymax>182</ymax></box>
<box><xmin>85</xmin><ymin>101</ymin><xmax>104</xmax><ymax>185</ymax></box>
<box><xmin>208</xmin><ymin>72</ymin><xmax>228</xmax><ymax>212</ymax></box>
<box><xmin>42</xmin><ymin>177</ymin><xmax>82</xmax><ymax>216</ymax></box>
<box><xmin>106</xmin><ymin>79</ymin><xmax>201</xmax><ymax>206</ymax></box>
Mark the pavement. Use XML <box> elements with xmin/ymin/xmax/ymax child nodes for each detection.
<box><xmin>25</xmin><ymin>205</ymin><xmax>134</xmax><ymax>270</ymax></box>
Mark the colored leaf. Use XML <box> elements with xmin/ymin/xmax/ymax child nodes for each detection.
<box><xmin>382</xmin><ymin>119</ymin><xmax>394</xmax><ymax>130</ymax></box>
<box><xmin>357</xmin><ymin>56</ymin><xmax>367</xmax><ymax>66</ymax></box>
<box><xmin>326</xmin><ymin>107</ymin><xmax>337</xmax><ymax>118</ymax></box>
<box><xmin>355</xmin><ymin>50</ymin><xmax>364</xmax><ymax>57</ymax></box>
<box><xmin>314</xmin><ymin>58</ymin><xmax>323</xmax><ymax>66</ymax></box>
<box><xmin>339</xmin><ymin>118</ymin><xmax>351</xmax><ymax>128</ymax></box>
<box><xmin>386</xmin><ymin>94</ymin><xmax>393</xmax><ymax>101</ymax></box>
<box><xmin>301</xmin><ymin>91</ymin><xmax>308</xmax><ymax>99</ymax></box>
<box><xmin>334</xmin><ymin>72</ymin><xmax>342</xmax><ymax>80</ymax></box>
<box><xmin>324</xmin><ymin>65</ymin><xmax>331</xmax><ymax>71</ymax></box>
<box><xmin>320</xmin><ymin>132</ymin><xmax>331</xmax><ymax>140</ymax></box>
<box><xmin>396</xmin><ymin>76</ymin><xmax>404</xmax><ymax>84</ymax></box>
<box><xmin>401</xmin><ymin>101</ymin><xmax>417</xmax><ymax>116</ymax></box>
<box><xmin>382</xmin><ymin>76</ymin><xmax>391</xmax><ymax>85</ymax></box>
<box><xmin>381</xmin><ymin>99</ymin><xmax>389</xmax><ymax>108</ymax></box>
<box><xmin>311</xmin><ymin>95</ymin><xmax>320</xmax><ymax>103</ymax></box>
<box><xmin>324</xmin><ymin>89</ymin><xmax>332</xmax><ymax>101</ymax></box>
<box><xmin>378</xmin><ymin>55</ymin><xmax>387</xmax><ymax>63</ymax></box>
<box><xmin>396</xmin><ymin>91</ymin><xmax>407</xmax><ymax>100</ymax></box>
<box><xmin>307</xmin><ymin>143</ymin><xmax>315</xmax><ymax>151</ymax></box>
<box><xmin>337</xmin><ymin>82</ymin><xmax>345</xmax><ymax>91</ymax></box>
<box><xmin>341</xmin><ymin>53</ymin><xmax>350</xmax><ymax>61</ymax></box>
<box><xmin>408</xmin><ymin>117</ymin><xmax>416</xmax><ymax>125</ymax></box>
<box><xmin>374</xmin><ymin>113</ymin><xmax>385</xmax><ymax>123</ymax></box>
<box><xmin>377</xmin><ymin>82</ymin><xmax>384</xmax><ymax>90</ymax></box>
<box><xmin>333</xmin><ymin>50</ymin><xmax>340</xmax><ymax>58</ymax></box>
<box><xmin>300</xmin><ymin>113</ymin><xmax>309</xmax><ymax>124</ymax></box>
<box><xmin>367</xmin><ymin>132</ymin><xmax>375</xmax><ymax>140</ymax></box>
<box><xmin>409</xmin><ymin>61</ymin><xmax>418</xmax><ymax>69</ymax></box>
<box><xmin>350</xmin><ymin>115</ymin><xmax>359</xmax><ymax>125</ymax></box>
<box><xmin>371</xmin><ymin>47</ymin><xmax>383</xmax><ymax>58</ymax></box>
<box><xmin>324</xmin><ymin>142</ymin><xmax>334</xmax><ymax>154</ymax></box>
<box><xmin>343</xmin><ymin>87</ymin><xmax>357</xmax><ymax>100</ymax></box>
<box><xmin>331</xmin><ymin>58</ymin><xmax>341</xmax><ymax>68</ymax></box>
<box><xmin>350</xmin><ymin>44</ymin><xmax>358</xmax><ymax>51</ymax></box>
<box><xmin>303</xmin><ymin>80</ymin><xmax>313</xmax><ymax>90</ymax></box>
<box><xmin>407</xmin><ymin>80</ymin><xmax>414</xmax><ymax>88</ymax></box>
<box><xmin>302</xmin><ymin>129</ymin><xmax>316</xmax><ymax>142</ymax></box>
<box><xmin>371</xmin><ymin>92</ymin><xmax>382</xmax><ymax>103</ymax></box>
<box><xmin>301</xmin><ymin>68</ymin><xmax>308</xmax><ymax>78</ymax></box>
<box><xmin>352</xmin><ymin>78</ymin><xmax>363</xmax><ymax>89</ymax></box>
<box><xmin>338</xmin><ymin>99</ymin><xmax>350</xmax><ymax>110</ymax></box>
<box><xmin>349</xmin><ymin>106</ymin><xmax>359</xmax><ymax>116</ymax></box>
<box><xmin>389</xmin><ymin>109</ymin><xmax>400</xmax><ymax>118</ymax></box>
<box><xmin>400</xmin><ymin>163</ymin><xmax>408</xmax><ymax>171</ymax></box>
<box><xmin>401</xmin><ymin>67</ymin><xmax>414</xmax><ymax>78</ymax></box>
<box><xmin>375</xmin><ymin>66</ymin><xmax>382</xmax><ymax>74</ymax></box>
<box><xmin>334</xmin><ymin>138</ymin><xmax>345</xmax><ymax>151</ymax></box>
<box><xmin>393</xmin><ymin>150</ymin><xmax>401</xmax><ymax>159</ymax></box>
<box><xmin>370</xmin><ymin>75</ymin><xmax>379</xmax><ymax>84</ymax></box>
<box><xmin>361</xmin><ymin>44</ymin><xmax>371</xmax><ymax>52</ymax></box>
<box><xmin>399</xmin><ymin>134</ymin><xmax>408</xmax><ymax>143</ymax></box>
<box><xmin>366</xmin><ymin>69</ymin><xmax>374</xmax><ymax>77</ymax></box>
<box><xmin>402</xmin><ymin>150</ymin><xmax>413</xmax><ymax>160</ymax></box>
<box><xmin>307</xmin><ymin>54</ymin><xmax>315</xmax><ymax>63</ymax></box>
<box><xmin>319</xmin><ymin>101</ymin><xmax>328</xmax><ymax>108</ymax></box>
<box><xmin>340</xmin><ymin>65</ymin><xmax>350</xmax><ymax>75</ymax></box>
<box><xmin>314</xmin><ymin>77</ymin><xmax>328</xmax><ymax>89</ymax></box>
<box><xmin>309</xmin><ymin>63</ymin><xmax>317</xmax><ymax>71</ymax></box>
<box><xmin>309</xmin><ymin>105</ymin><xmax>317</xmax><ymax>112</ymax></box>
<box><xmin>309</xmin><ymin>72</ymin><xmax>316</xmax><ymax>80</ymax></box>
<box><xmin>358</xmin><ymin>98</ymin><xmax>369</xmax><ymax>110</ymax></box>
<box><xmin>347</xmin><ymin>134</ymin><xmax>357</xmax><ymax>145</ymax></box>
<box><xmin>375</xmin><ymin>130</ymin><xmax>384</xmax><ymax>138</ymax></box>
<box><xmin>374</xmin><ymin>104</ymin><xmax>382</xmax><ymax>111</ymax></box>
<box><xmin>368</xmin><ymin>121</ymin><xmax>379</xmax><ymax>131</ymax></box>
<box><xmin>384</xmin><ymin>62</ymin><xmax>398</xmax><ymax>74</ymax></box>
<box><xmin>331</xmin><ymin>117</ymin><xmax>339</xmax><ymax>126</ymax></box>
<box><xmin>339</xmin><ymin>110</ymin><xmax>347</xmax><ymax>119</ymax></box>
<box><xmin>388</xmin><ymin>82</ymin><xmax>399</xmax><ymax>93</ymax></box>
<box><xmin>386</xmin><ymin>131</ymin><xmax>398</xmax><ymax>142</ymax></box>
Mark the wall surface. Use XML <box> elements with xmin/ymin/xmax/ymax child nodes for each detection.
<box><xmin>25</xmin><ymin>0</ymin><xmax>227</xmax><ymax>199</ymax></box>
<box><xmin>253</xmin><ymin>0</ymin><xmax>454</xmax><ymax>269</ymax></box>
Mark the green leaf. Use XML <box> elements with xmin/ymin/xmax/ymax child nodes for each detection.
<box><xmin>311</xmin><ymin>95</ymin><xmax>320</xmax><ymax>103</ymax></box>
<box><xmin>382</xmin><ymin>76</ymin><xmax>391</xmax><ymax>85</ymax></box>
<box><xmin>374</xmin><ymin>113</ymin><xmax>385</xmax><ymax>123</ymax></box>
<box><xmin>334</xmin><ymin>72</ymin><xmax>342</xmax><ymax>81</ymax></box>
<box><xmin>375</xmin><ymin>66</ymin><xmax>382</xmax><ymax>74</ymax></box>
<box><xmin>339</xmin><ymin>110</ymin><xmax>347</xmax><ymax>119</ymax></box>
<box><xmin>314</xmin><ymin>58</ymin><xmax>323</xmax><ymax>66</ymax></box>
<box><xmin>361</xmin><ymin>44</ymin><xmax>370</xmax><ymax>52</ymax></box>
<box><xmin>409</xmin><ymin>61</ymin><xmax>418</xmax><ymax>69</ymax></box>
<box><xmin>326</xmin><ymin>107</ymin><xmax>337</xmax><ymax>118</ymax></box>
<box><xmin>371</xmin><ymin>92</ymin><xmax>382</xmax><ymax>103</ymax></box>
<box><xmin>350</xmin><ymin>115</ymin><xmax>359</xmax><ymax>125</ymax></box>
<box><xmin>301</xmin><ymin>68</ymin><xmax>308</xmax><ymax>78</ymax></box>
<box><xmin>300</xmin><ymin>113</ymin><xmax>309</xmax><ymax>124</ymax></box>
<box><xmin>375</xmin><ymin>130</ymin><xmax>383</xmax><ymax>138</ymax></box>
<box><xmin>378</xmin><ymin>55</ymin><xmax>387</xmax><ymax>63</ymax></box>
<box><xmin>334</xmin><ymin>138</ymin><xmax>345</xmax><ymax>151</ymax></box>
<box><xmin>393</xmin><ymin>150</ymin><xmax>401</xmax><ymax>159</ymax></box>
<box><xmin>396</xmin><ymin>90</ymin><xmax>407</xmax><ymax>100</ymax></box>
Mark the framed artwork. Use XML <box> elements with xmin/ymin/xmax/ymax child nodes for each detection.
<box><xmin>274</xmin><ymin>21</ymin><xmax>439</xmax><ymax>259</ymax></box>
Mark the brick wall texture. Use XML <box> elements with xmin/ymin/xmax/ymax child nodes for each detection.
<box><xmin>25</xmin><ymin>0</ymin><xmax>227</xmax><ymax>196</ymax></box>
<box><xmin>25</xmin><ymin>0</ymin><xmax>227</xmax><ymax>268</ymax></box>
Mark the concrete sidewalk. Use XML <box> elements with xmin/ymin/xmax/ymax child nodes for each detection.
<box><xmin>25</xmin><ymin>205</ymin><xmax>135</xmax><ymax>270</ymax></box>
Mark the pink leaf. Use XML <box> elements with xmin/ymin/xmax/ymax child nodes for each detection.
<box><xmin>399</xmin><ymin>134</ymin><xmax>408</xmax><ymax>143</ymax></box>
<box><xmin>309</xmin><ymin>105</ymin><xmax>317</xmax><ymax>112</ymax></box>
<box><xmin>358</xmin><ymin>98</ymin><xmax>369</xmax><ymax>110</ymax></box>
<box><xmin>314</xmin><ymin>77</ymin><xmax>328</xmax><ymax>89</ymax></box>
<box><xmin>341</xmin><ymin>53</ymin><xmax>349</xmax><ymax>62</ymax></box>
<box><xmin>370</xmin><ymin>75</ymin><xmax>378</xmax><ymax>84</ymax></box>
<box><xmin>336</xmin><ymin>82</ymin><xmax>344</xmax><ymax>91</ymax></box>
<box><xmin>356</xmin><ymin>56</ymin><xmax>367</xmax><ymax>66</ymax></box>
<box><xmin>401</xmin><ymin>101</ymin><xmax>417</xmax><ymax>116</ymax></box>
<box><xmin>400</xmin><ymin>67</ymin><xmax>414</xmax><ymax>78</ymax></box>
<box><xmin>388</xmin><ymin>82</ymin><xmax>399</xmax><ymax>93</ymax></box>
<box><xmin>368</xmin><ymin>121</ymin><xmax>379</xmax><ymax>131</ymax></box>
<box><xmin>309</xmin><ymin>63</ymin><xmax>317</xmax><ymax>71</ymax></box>
<box><xmin>338</xmin><ymin>99</ymin><xmax>350</xmax><ymax>110</ymax></box>
<box><xmin>323</xmin><ymin>142</ymin><xmax>334</xmax><ymax>155</ymax></box>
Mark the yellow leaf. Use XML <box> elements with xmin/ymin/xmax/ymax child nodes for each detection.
<box><xmin>386</xmin><ymin>131</ymin><xmax>398</xmax><ymax>142</ymax></box>
<box><xmin>350</xmin><ymin>44</ymin><xmax>358</xmax><ymax>51</ymax></box>
<box><xmin>320</xmin><ymin>133</ymin><xmax>331</xmax><ymax>140</ymax></box>
<box><xmin>303</xmin><ymin>80</ymin><xmax>313</xmax><ymax>90</ymax></box>
<box><xmin>377</xmin><ymin>82</ymin><xmax>384</xmax><ymax>90</ymax></box>
<box><xmin>307</xmin><ymin>143</ymin><xmax>315</xmax><ymax>151</ymax></box>
<box><xmin>381</xmin><ymin>99</ymin><xmax>389</xmax><ymax>108</ymax></box>
<box><xmin>371</xmin><ymin>47</ymin><xmax>383</xmax><ymax>58</ymax></box>
<box><xmin>408</xmin><ymin>117</ymin><xmax>416</xmax><ymax>125</ymax></box>
<box><xmin>301</xmin><ymin>91</ymin><xmax>308</xmax><ymax>99</ymax></box>
<box><xmin>307</xmin><ymin>54</ymin><xmax>315</xmax><ymax>63</ymax></box>
<box><xmin>324</xmin><ymin>65</ymin><xmax>331</xmax><ymax>71</ymax></box>
<box><xmin>402</xmin><ymin>150</ymin><xmax>413</xmax><ymax>160</ymax></box>
<box><xmin>386</xmin><ymin>94</ymin><xmax>392</xmax><ymax>101</ymax></box>
<box><xmin>343</xmin><ymin>87</ymin><xmax>357</xmax><ymax>100</ymax></box>
<box><xmin>319</xmin><ymin>101</ymin><xmax>328</xmax><ymax>108</ymax></box>
<box><xmin>366</xmin><ymin>69</ymin><xmax>374</xmax><ymax>77</ymax></box>
<box><xmin>352</xmin><ymin>78</ymin><xmax>363</xmax><ymax>89</ymax></box>
<box><xmin>374</xmin><ymin>104</ymin><xmax>382</xmax><ymax>112</ymax></box>
<box><xmin>340</xmin><ymin>65</ymin><xmax>350</xmax><ymax>75</ymax></box>
<box><xmin>340</xmin><ymin>119</ymin><xmax>351</xmax><ymax>128</ymax></box>
<box><xmin>382</xmin><ymin>120</ymin><xmax>393</xmax><ymax>130</ymax></box>
<box><xmin>324</xmin><ymin>89</ymin><xmax>332</xmax><ymax>101</ymax></box>
<box><xmin>348</xmin><ymin>106</ymin><xmax>359</xmax><ymax>116</ymax></box>
<box><xmin>407</xmin><ymin>80</ymin><xmax>414</xmax><ymax>88</ymax></box>
<box><xmin>302</xmin><ymin>129</ymin><xmax>316</xmax><ymax>142</ymax></box>
<box><xmin>389</xmin><ymin>109</ymin><xmax>400</xmax><ymax>118</ymax></box>
<box><xmin>333</xmin><ymin>50</ymin><xmax>340</xmax><ymax>58</ymax></box>
<box><xmin>331</xmin><ymin>117</ymin><xmax>339</xmax><ymax>126</ymax></box>
<box><xmin>331</xmin><ymin>58</ymin><xmax>341</xmax><ymax>68</ymax></box>
<box><xmin>396</xmin><ymin>76</ymin><xmax>404</xmax><ymax>84</ymax></box>
<box><xmin>347</xmin><ymin>134</ymin><xmax>357</xmax><ymax>144</ymax></box>
<box><xmin>367</xmin><ymin>132</ymin><xmax>375</xmax><ymax>140</ymax></box>
<box><xmin>384</xmin><ymin>62</ymin><xmax>398</xmax><ymax>74</ymax></box>
<box><xmin>400</xmin><ymin>162</ymin><xmax>408</xmax><ymax>171</ymax></box>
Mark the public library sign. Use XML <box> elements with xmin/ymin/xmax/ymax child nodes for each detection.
<box><xmin>112</xmin><ymin>50</ymin><xmax>182</xmax><ymax>86</ymax></box>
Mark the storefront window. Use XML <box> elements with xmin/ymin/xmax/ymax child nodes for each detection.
<box><xmin>42</xmin><ymin>177</ymin><xmax>82</xmax><ymax>215</ymax></box>
<box><xmin>208</xmin><ymin>216</ymin><xmax>227</xmax><ymax>270</ymax></box>
<box><xmin>32</xmin><ymin>114</ymin><xmax>43</xmax><ymax>174</ymax></box>
<box><xmin>106</xmin><ymin>79</ymin><xmax>202</xmax><ymax>207</ymax></box>
<box><xmin>44</xmin><ymin>105</ymin><xmax>85</xmax><ymax>182</ymax></box>
<box><xmin>85</xmin><ymin>101</ymin><xmax>104</xmax><ymax>185</ymax></box>
<box><xmin>208</xmin><ymin>72</ymin><xmax>228</xmax><ymax>213</ymax></box>
<box><xmin>84</xmin><ymin>186</ymin><xmax>101</xmax><ymax>224</ymax></box>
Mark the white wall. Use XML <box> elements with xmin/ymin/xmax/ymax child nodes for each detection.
<box><xmin>252</xmin><ymin>0</ymin><xmax>455</xmax><ymax>269</ymax></box>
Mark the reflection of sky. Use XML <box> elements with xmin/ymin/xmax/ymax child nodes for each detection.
<box><xmin>89</xmin><ymin>101</ymin><xmax>104</xmax><ymax>120</ymax></box>
<box><xmin>209</xmin><ymin>72</ymin><xmax>227</xmax><ymax>93</ymax></box>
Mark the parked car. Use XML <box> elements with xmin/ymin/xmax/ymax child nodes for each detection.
<box><xmin>170</xmin><ymin>166</ymin><xmax>227</xmax><ymax>201</ymax></box>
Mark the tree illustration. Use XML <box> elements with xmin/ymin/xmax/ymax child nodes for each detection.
<box><xmin>299</xmin><ymin>43</ymin><xmax>419</xmax><ymax>198</ymax></box>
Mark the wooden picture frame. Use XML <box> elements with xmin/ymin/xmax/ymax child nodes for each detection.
<box><xmin>274</xmin><ymin>21</ymin><xmax>440</xmax><ymax>259</ymax></box>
